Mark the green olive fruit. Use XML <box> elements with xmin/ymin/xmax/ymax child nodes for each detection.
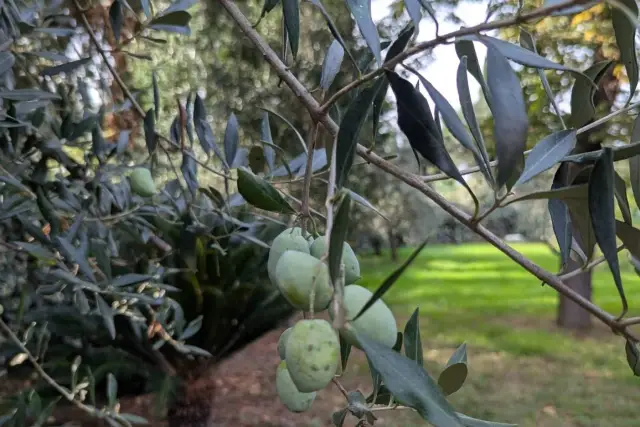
<box><xmin>129</xmin><ymin>167</ymin><xmax>157</xmax><ymax>197</ymax></box>
<box><xmin>275</xmin><ymin>251</ymin><xmax>333</xmax><ymax>311</ymax></box>
<box><xmin>268</xmin><ymin>228</ymin><xmax>310</xmax><ymax>284</ymax></box>
<box><xmin>277</xmin><ymin>327</ymin><xmax>292</xmax><ymax>360</ymax></box>
<box><xmin>285</xmin><ymin>319</ymin><xmax>339</xmax><ymax>392</ymax></box>
<box><xmin>335</xmin><ymin>284</ymin><xmax>397</xmax><ymax>349</ymax></box>
<box><xmin>309</xmin><ymin>236</ymin><xmax>360</xmax><ymax>284</ymax></box>
<box><xmin>276</xmin><ymin>361</ymin><xmax>316</xmax><ymax>412</ymax></box>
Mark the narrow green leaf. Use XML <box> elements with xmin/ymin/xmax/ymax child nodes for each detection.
<box><xmin>140</xmin><ymin>0</ymin><xmax>151</xmax><ymax>17</ymax></box>
<box><xmin>588</xmin><ymin>148</ymin><xmax>627</xmax><ymax>317</ymax></box>
<box><xmin>339</xmin><ymin>334</ymin><xmax>352</xmax><ymax>371</ymax></box>
<box><xmin>357</xmin><ymin>333</ymin><xmax>463</xmax><ymax>427</ymax></box>
<box><xmin>615</xmin><ymin>220</ymin><xmax>640</xmax><ymax>259</ymax></box>
<box><xmin>320</xmin><ymin>39</ymin><xmax>344</xmax><ymax>90</ymax></box>
<box><xmin>519</xmin><ymin>28</ymin><xmax>565</xmax><ymax>128</ymax></box>
<box><xmin>109</xmin><ymin>0</ymin><xmax>123</xmax><ymax>43</ymax></box>
<box><xmin>106</xmin><ymin>373</ymin><xmax>117</xmax><ymax>408</ymax></box>
<box><xmin>237</xmin><ymin>167</ymin><xmax>294</xmax><ymax>213</ymax></box>
<box><xmin>152</xmin><ymin>71</ymin><xmax>160</xmax><ymax>120</ymax></box>
<box><xmin>373</xmin><ymin>24</ymin><xmax>415</xmax><ymax>140</ymax></box>
<box><xmin>404</xmin><ymin>308</ymin><xmax>424</xmax><ymax>366</ymax></box>
<box><xmin>12</xmin><ymin>241</ymin><xmax>56</xmax><ymax>263</ymax></box>
<box><xmin>455</xmin><ymin>41</ymin><xmax>492</xmax><ymax>106</ymax></box>
<box><xmin>224</xmin><ymin>113</ymin><xmax>240</xmax><ymax>168</ymax></box>
<box><xmin>194</xmin><ymin>94</ymin><xmax>225</xmax><ymax>164</ymax></box>
<box><xmin>548</xmin><ymin>164</ymin><xmax>573</xmax><ymax>268</ymax></box>
<box><xmin>386</xmin><ymin>71</ymin><xmax>470</xmax><ymax>191</ymax></box>
<box><xmin>282</xmin><ymin>0</ymin><xmax>300</xmax><ymax>58</ymax></box>
<box><xmin>255</xmin><ymin>0</ymin><xmax>279</xmax><ymax>26</ymax></box>
<box><xmin>515</xmin><ymin>130</ymin><xmax>577</xmax><ymax>187</ymax></box>
<box><xmin>0</xmin><ymin>52</ymin><xmax>14</xmax><ymax>76</ymax></box>
<box><xmin>179</xmin><ymin>315</ymin><xmax>203</xmax><ymax>340</ymax></box>
<box><xmin>485</xmin><ymin>44</ymin><xmax>529</xmax><ymax>188</ymax></box>
<box><xmin>570</xmin><ymin>60</ymin><xmax>614</xmax><ymax>128</ymax></box>
<box><xmin>614</xmin><ymin>172</ymin><xmax>632</xmax><ymax>225</ymax></box>
<box><xmin>354</xmin><ymin>238</ymin><xmax>428</xmax><ymax>321</ymax></box>
<box><xmin>457</xmin><ymin>56</ymin><xmax>493</xmax><ymax>186</ymax></box>
<box><xmin>625</xmin><ymin>339</ymin><xmax>640</xmax><ymax>376</ymax></box>
<box><xmin>611</xmin><ymin>0</ymin><xmax>639</xmax><ymax>106</ymax></box>
<box><xmin>55</xmin><ymin>236</ymin><xmax>97</xmax><ymax>283</ymax></box>
<box><xmin>629</xmin><ymin>115</ymin><xmax>640</xmax><ymax>208</ymax></box>
<box><xmin>462</xmin><ymin>34</ymin><xmax>593</xmax><ymax>85</ymax></box>
<box><xmin>329</xmin><ymin>192</ymin><xmax>351</xmax><ymax>283</ymax></box>
<box><xmin>393</xmin><ymin>332</ymin><xmax>403</xmax><ymax>352</ymax></box>
<box><xmin>335</xmin><ymin>80</ymin><xmax>381</xmax><ymax>188</ymax></box>
<box><xmin>149</xmin><ymin>11</ymin><xmax>192</xmax><ymax>27</ymax></box>
<box><xmin>345</xmin><ymin>188</ymin><xmax>389</xmax><ymax>221</ymax></box>
<box><xmin>96</xmin><ymin>294</ymin><xmax>116</xmax><ymax>340</ymax></box>
<box><xmin>0</xmin><ymin>89</ymin><xmax>60</xmax><ymax>101</ymax></box>
<box><xmin>346</xmin><ymin>0</ymin><xmax>381</xmax><ymax>66</ymax></box>
<box><xmin>404</xmin><ymin>0</ymin><xmax>422</xmax><ymax>28</ymax></box>
<box><xmin>144</xmin><ymin>109</ymin><xmax>156</xmax><ymax>155</ymax></box>
<box><xmin>332</xmin><ymin>409</ymin><xmax>348</xmax><ymax>427</ymax></box>
<box><xmin>438</xmin><ymin>343</ymin><xmax>468</xmax><ymax>396</ymax></box>
<box><xmin>504</xmin><ymin>183</ymin><xmax>588</xmax><ymax>206</ymax></box>
<box><xmin>110</xmin><ymin>274</ymin><xmax>153</xmax><ymax>287</ymax></box>
<box><xmin>41</xmin><ymin>57</ymin><xmax>91</xmax><ymax>76</ymax></box>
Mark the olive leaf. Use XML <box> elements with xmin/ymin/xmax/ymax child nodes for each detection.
<box><xmin>320</xmin><ymin>39</ymin><xmax>344</xmax><ymax>90</ymax></box>
<box><xmin>282</xmin><ymin>0</ymin><xmax>299</xmax><ymax>58</ymax></box>
<box><xmin>515</xmin><ymin>130</ymin><xmax>577</xmax><ymax>187</ymax></box>
<box><xmin>485</xmin><ymin>44</ymin><xmax>528</xmax><ymax>189</ymax></box>
<box><xmin>588</xmin><ymin>148</ymin><xmax>626</xmax><ymax>317</ymax></box>
<box><xmin>224</xmin><ymin>113</ymin><xmax>239</xmax><ymax>168</ymax></box>
<box><xmin>404</xmin><ymin>307</ymin><xmax>424</xmax><ymax>366</ymax></box>
<box><xmin>438</xmin><ymin>343</ymin><xmax>468</xmax><ymax>396</ymax></box>
<box><xmin>335</xmin><ymin>80</ymin><xmax>381</xmax><ymax>188</ymax></box>
<box><xmin>328</xmin><ymin>192</ymin><xmax>351</xmax><ymax>283</ymax></box>
<box><xmin>357</xmin><ymin>332</ymin><xmax>463</xmax><ymax>427</ymax></box>
<box><xmin>236</xmin><ymin>167</ymin><xmax>294</xmax><ymax>213</ymax></box>
<box><xmin>354</xmin><ymin>237</ymin><xmax>429</xmax><ymax>321</ymax></box>
<box><xmin>570</xmin><ymin>60</ymin><xmax>614</xmax><ymax>128</ymax></box>
<box><xmin>611</xmin><ymin>0</ymin><xmax>639</xmax><ymax>106</ymax></box>
<box><xmin>346</xmin><ymin>0</ymin><xmax>381</xmax><ymax>66</ymax></box>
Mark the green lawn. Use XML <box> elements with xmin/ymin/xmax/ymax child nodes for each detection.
<box><xmin>347</xmin><ymin>243</ymin><xmax>640</xmax><ymax>427</ymax></box>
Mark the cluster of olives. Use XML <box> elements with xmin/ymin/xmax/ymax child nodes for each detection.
<box><xmin>269</xmin><ymin>227</ymin><xmax>398</xmax><ymax>413</ymax></box>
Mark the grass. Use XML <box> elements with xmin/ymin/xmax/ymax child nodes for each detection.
<box><xmin>345</xmin><ymin>243</ymin><xmax>640</xmax><ymax>427</ymax></box>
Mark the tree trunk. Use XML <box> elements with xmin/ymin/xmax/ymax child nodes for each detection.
<box><xmin>388</xmin><ymin>228</ymin><xmax>398</xmax><ymax>262</ymax></box>
<box><xmin>556</xmin><ymin>257</ymin><xmax>593</xmax><ymax>329</ymax></box>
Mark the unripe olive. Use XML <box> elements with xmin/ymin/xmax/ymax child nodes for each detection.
<box><xmin>285</xmin><ymin>319</ymin><xmax>340</xmax><ymax>392</ymax></box>
<box><xmin>268</xmin><ymin>228</ymin><xmax>310</xmax><ymax>284</ymax></box>
<box><xmin>275</xmin><ymin>251</ymin><xmax>333</xmax><ymax>311</ymax></box>
<box><xmin>277</xmin><ymin>327</ymin><xmax>292</xmax><ymax>360</ymax></box>
<box><xmin>129</xmin><ymin>167</ymin><xmax>157</xmax><ymax>197</ymax></box>
<box><xmin>336</xmin><ymin>284</ymin><xmax>397</xmax><ymax>349</ymax></box>
<box><xmin>276</xmin><ymin>361</ymin><xmax>316</xmax><ymax>412</ymax></box>
<box><xmin>309</xmin><ymin>236</ymin><xmax>360</xmax><ymax>284</ymax></box>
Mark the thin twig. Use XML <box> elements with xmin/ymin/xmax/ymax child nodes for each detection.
<box><xmin>219</xmin><ymin>0</ymin><xmax>640</xmax><ymax>342</ymax></box>
<box><xmin>332</xmin><ymin>377</ymin><xmax>349</xmax><ymax>398</ymax></box>
<box><xmin>0</xmin><ymin>318</ymin><xmax>132</xmax><ymax>426</ymax></box>
<box><xmin>558</xmin><ymin>245</ymin><xmax>625</xmax><ymax>281</ymax></box>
